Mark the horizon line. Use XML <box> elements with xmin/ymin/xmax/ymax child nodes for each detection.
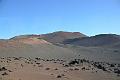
<box><xmin>0</xmin><ymin>31</ymin><xmax>120</xmax><ymax>39</ymax></box>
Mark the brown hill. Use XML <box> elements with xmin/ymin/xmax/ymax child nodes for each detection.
<box><xmin>0</xmin><ymin>37</ymin><xmax>74</xmax><ymax>59</ymax></box>
<box><xmin>41</xmin><ymin>31</ymin><xmax>87</xmax><ymax>44</ymax></box>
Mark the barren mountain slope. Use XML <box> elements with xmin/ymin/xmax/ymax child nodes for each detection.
<box><xmin>0</xmin><ymin>37</ymin><xmax>74</xmax><ymax>60</ymax></box>
<box><xmin>63</xmin><ymin>34</ymin><xmax>120</xmax><ymax>47</ymax></box>
<box><xmin>41</xmin><ymin>31</ymin><xmax>87</xmax><ymax>44</ymax></box>
<box><xmin>56</xmin><ymin>44</ymin><xmax>120</xmax><ymax>64</ymax></box>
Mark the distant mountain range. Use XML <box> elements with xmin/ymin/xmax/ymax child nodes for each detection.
<box><xmin>4</xmin><ymin>31</ymin><xmax>120</xmax><ymax>48</ymax></box>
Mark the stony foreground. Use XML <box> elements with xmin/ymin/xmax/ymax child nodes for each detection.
<box><xmin>0</xmin><ymin>57</ymin><xmax>120</xmax><ymax>80</ymax></box>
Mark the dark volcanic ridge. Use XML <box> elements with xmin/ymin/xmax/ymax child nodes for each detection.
<box><xmin>63</xmin><ymin>34</ymin><xmax>120</xmax><ymax>47</ymax></box>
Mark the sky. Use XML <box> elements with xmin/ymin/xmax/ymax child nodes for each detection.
<box><xmin>0</xmin><ymin>0</ymin><xmax>120</xmax><ymax>39</ymax></box>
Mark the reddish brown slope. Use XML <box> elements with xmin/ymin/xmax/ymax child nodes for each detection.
<box><xmin>41</xmin><ymin>31</ymin><xmax>87</xmax><ymax>44</ymax></box>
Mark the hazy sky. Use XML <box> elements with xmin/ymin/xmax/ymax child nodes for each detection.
<box><xmin>0</xmin><ymin>0</ymin><xmax>120</xmax><ymax>38</ymax></box>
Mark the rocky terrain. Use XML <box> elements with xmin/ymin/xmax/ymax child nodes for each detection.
<box><xmin>0</xmin><ymin>31</ymin><xmax>120</xmax><ymax>80</ymax></box>
<box><xmin>0</xmin><ymin>57</ymin><xmax>120</xmax><ymax>80</ymax></box>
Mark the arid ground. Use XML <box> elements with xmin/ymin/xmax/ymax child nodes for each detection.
<box><xmin>0</xmin><ymin>31</ymin><xmax>120</xmax><ymax>80</ymax></box>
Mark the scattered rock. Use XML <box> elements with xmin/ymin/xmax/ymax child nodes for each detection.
<box><xmin>54</xmin><ymin>68</ymin><xmax>58</xmax><ymax>70</ymax></box>
<box><xmin>81</xmin><ymin>67</ymin><xmax>86</xmax><ymax>70</ymax></box>
<box><xmin>68</xmin><ymin>60</ymin><xmax>79</xmax><ymax>66</ymax></box>
<box><xmin>0</xmin><ymin>67</ymin><xmax>7</xmax><ymax>71</ymax></box>
<box><xmin>110</xmin><ymin>64</ymin><xmax>115</xmax><ymax>67</ymax></box>
<box><xmin>45</xmin><ymin>68</ymin><xmax>50</xmax><ymax>70</ymax></box>
<box><xmin>2</xmin><ymin>72</ymin><xmax>8</xmax><ymax>76</ymax></box>
<box><xmin>57</xmin><ymin>75</ymin><xmax>62</xmax><ymax>78</ymax></box>
<box><xmin>74</xmin><ymin>68</ymin><xmax>79</xmax><ymax>70</ymax></box>
<box><xmin>8</xmin><ymin>70</ymin><xmax>12</xmax><ymax>72</ymax></box>
<box><xmin>114</xmin><ymin>68</ymin><xmax>120</xmax><ymax>74</ymax></box>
